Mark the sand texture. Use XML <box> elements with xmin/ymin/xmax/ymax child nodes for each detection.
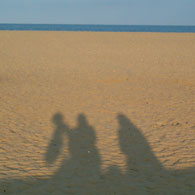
<box><xmin>0</xmin><ymin>31</ymin><xmax>195</xmax><ymax>194</ymax></box>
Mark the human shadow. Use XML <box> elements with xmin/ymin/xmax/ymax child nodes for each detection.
<box><xmin>45</xmin><ymin>113</ymin><xmax>69</xmax><ymax>164</ymax></box>
<box><xmin>115</xmin><ymin>114</ymin><xmax>195</xmax><ymax>194</ymax></box>
<box><xmin>44</xmin><ymin>113</ymin><xmax>102</xmax><ymax>194</ymax></box>
<box><xmin>118</xmin><ymin>114</ymin><xmax>163</xmax><ymax>173</ymax></box>
<box><xmin>0</xmin><ymin>113</ymin><xmax>194</xmax><ymax>194</ymax></box>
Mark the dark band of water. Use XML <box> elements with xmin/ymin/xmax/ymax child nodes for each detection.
<box><xmin>0</xmin><ymin>24</ymin><xmax>195</xmax><ymax>33</ymax></box>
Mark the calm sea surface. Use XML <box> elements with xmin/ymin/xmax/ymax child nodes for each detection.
<box><xmin>0</xmin><ymin>24</ymin><xmax>195</xmax><ymax>33</ymax></box>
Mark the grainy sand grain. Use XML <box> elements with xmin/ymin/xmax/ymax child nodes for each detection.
<box><xmin>0</xmin><ymin>31</ymin><xmax>195</xmax><ymax>194</ymax></box>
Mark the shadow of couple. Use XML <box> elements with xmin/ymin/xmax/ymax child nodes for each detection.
<box><xmin>1</xmin><ymin>113</ymin><xmax>195</xmax><ymax>194</ymax></box>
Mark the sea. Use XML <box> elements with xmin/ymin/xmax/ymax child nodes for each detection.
<box><xmin>0</xmin><ymin>24</ymin><xmax>195</xmax><ymax>33</ymax></box>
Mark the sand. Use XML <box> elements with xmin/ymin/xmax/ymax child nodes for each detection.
<box><xmin>0</xmin><ymin>31</ymin><xmax>195</xmax><ymax>194</ymax></box>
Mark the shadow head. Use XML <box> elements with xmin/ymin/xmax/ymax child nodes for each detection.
<box><xmin>77</xmin><ymin>113</ymin><xmax>88</xmax><ymax>126</ymax></box>
<box><xmin>117</xmin><ymin>113</ymin><xmax>130</xmax><ymax>126</ymax></box>
<box><xmin>52</xmin><ymin>113</ymin><xmax>64</xmax><ymax>125</ymax></box>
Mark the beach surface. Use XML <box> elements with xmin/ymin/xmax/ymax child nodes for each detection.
<box><xmin>0</xmin><ymin>31</ymin><xmax>195</xmax><ymax>194</ymax></box>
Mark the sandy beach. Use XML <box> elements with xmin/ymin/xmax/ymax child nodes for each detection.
<box><xmin>0</xmin><ymin>31</ymin><xmax>195</xmax><ymax>194</ymax></box>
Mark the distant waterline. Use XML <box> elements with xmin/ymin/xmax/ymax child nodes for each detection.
<box><xmin>0</xmin><ymin>24</ymin><xmax>195</xmax><ymax>33</ymax></box>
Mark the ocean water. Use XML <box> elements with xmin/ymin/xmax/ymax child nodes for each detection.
<box><xmin>0</xmin><ymin>24</ymin><xmax>195</xmax><ymax>33</ymax></box>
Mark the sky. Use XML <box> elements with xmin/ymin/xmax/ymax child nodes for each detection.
<box><xmin>0</xmin><ymin>0</ymin><xmax>195</xmax><ymax>25</ymax></box>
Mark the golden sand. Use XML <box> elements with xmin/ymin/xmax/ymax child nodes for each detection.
<box><xmin>0</xmin><ymin>31</ymin><xmax>195</xmax><ymax>194</ymax></box>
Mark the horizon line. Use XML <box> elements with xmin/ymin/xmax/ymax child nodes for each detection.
<box><xmin>0</xmin><ymin>23</ymin><xmax>195</xmax><ymax>27</ymax></box>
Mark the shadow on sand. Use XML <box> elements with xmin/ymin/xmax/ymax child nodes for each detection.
<box><xmin>1</xmin><ymin>113</ymin><xmax>195</xmax><ymax>194</ymax></box>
